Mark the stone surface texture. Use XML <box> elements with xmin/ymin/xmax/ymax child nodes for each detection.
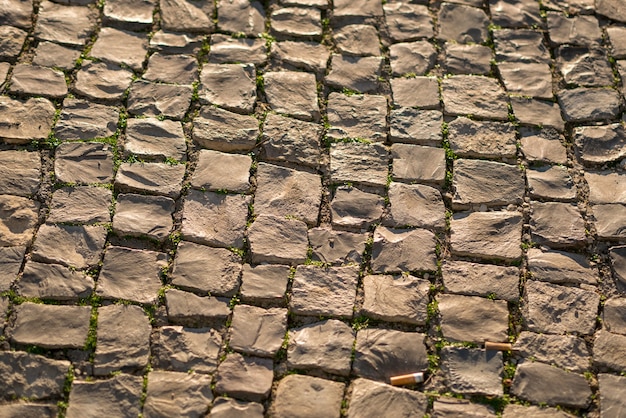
<box><xmin>2</xmin><ymin>1</ymin><xmax>623</xmax><ymax>415</ymax></box>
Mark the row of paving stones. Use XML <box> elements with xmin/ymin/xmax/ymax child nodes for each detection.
<box><xmin>1</xmin><ymin>0</ymin><xmax>626</xmax><ymax>416</ymax></box>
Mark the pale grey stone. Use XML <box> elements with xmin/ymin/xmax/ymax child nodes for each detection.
<box><xmin>248</xmin><ymin>214</ymin><xmax>308</xmax><ymax>265</ymax></box>
<box><xmin>54</xmin><ymin>142</ymin><xmax>114</xmax><ymax>184</ymax></box>
<box><xmin>604</xmin><ymin>298</ymin><xmax>626</xmax><ymax>336</ymax></box>
<box><xmin>35</xmin><ymin>1</ymin><xmax>95</xmax><ymax>46</ymax></box>
<box><xmin>209</xmin><ymin>34</ymin><xmax>267</xmax><ymax>65</ymax></box>
<box><xmin>448</xmin><ymin>117</ymin><xmax>517</xmax><ymax>159</ymax></box>
<box><xmin>150</xmin><ymin>30</ymin><xmax>203</xmax><ymax>53</ymax></box>
<box><xmin>143</xmin><ymin>371</ymin><xmax>212</xmax><ymax>418</ymax></box>
<box><xmin>240</xmin><ymin>264</ymin><xmax>289</xmax><ymax>306</ymax></box>
<box><xmin>530</xmin><ymin>202</ymin><xmax>586</xmax><ymax>249</ymax></box>
<box><xmin>191</xmin><ymin>149</ymin><xmax>251</xmax><ymax>192</ymax></box>
<box><xmin>287</xmin><ymin>319</ymin><xmax>354</xmax><ymax>376</ymax></box>
<box><xmin>210</xmin><ymin>398</ymin><xmax>264</xmax><ymax>418</ymax></box>
<box><xmin>0</xmin><ymin>97</ymin><xmax>56</xmax><ymax>144</ymax></box>
<box><xmin>263</xmin><ymin>71</ymin><xmax>320</xmax><ymax>121</ymax></box>
<box><xmin>334</xmin><ymin>24</ymin><xmax>379</xmax><ymax>56</ymax></box>
<box><xmin>327</xmin><ymin>92</ymin><xmax>387</xmax><ymax>142</ymax></box>
<box><xmin>599</xmin><ymin>373</ymin><xmax>626</xmax><ymax>418</ymax></box>
<box><xmin>269</xmin><ymin>41</ymin><xmax>330</xmax><ymax>74</ymax></box>
<box><xmin>124</xmin><ymin>118</ymin><xmax>187</xmax><ymax>162</ymax></box>
<box><xmin>391</xmin><ymin>144</ymin><xmax>446</xmax><ymax>184</ymax></box>
<box><xmin>165</xmin><ymin>289</ymin><xmax>230</xmax><ymax>326</ymax></box>
<box><xmin>556</xmin><ymin>46</ymin><xmax>614</xmax><ymax>87</ymax></box>
<box><xmin>17</xmin><ymin>261</ymin><xmax>94</xmax><ymax>301</ymax></box>
<box><xmin>0</xmin><ymin>150</ymin><xmax>40</xmax><ymax>197</ymax></box>
<box><xmin>610</xmin><ymin>246</ymin><xmax>626</xmax><ymax>289</ymax></box>
<box><xmin>361</xmin><ymin>274</ymin><xmax>429</xmax><ymax>325</ymax></box>
<box><xmin>0</xmin><ymin>195</ymin><xmax>39</xmax><ymax>247</ymax></box>
<box><xmin>193</xmin><ymin>106</ymin><xmax>259</xmax><ymax>152</ymax></box>
<box><xmin>94</xmin><ymin>305</ymin><xmax>151</xmax><ymax>375</ymax></box>
<box><xmin>452</xmin><ymin>159</ymin><xmax>525</xmax><ymax>209</ymax></box>
<box><xmin>594</xmin><ymin>330</ymin><xmax>626</xmax><ymax>372</ymax></box>
<box><xmin>524</xmin><ymin>280</ymin><xmax>600</xmax><ymax>335</ymax></box>
<box><xmin>594</xmin><ymin>204</ymin><xmax>626</xmax><ymax>240</ymax></box>
<box><xmin>442</xmin><ymin>261</ymin><xmax>519</xmax><ymax>302</ymax></box>
<box><xmin>151</xmin><ymin>326</ymin><xmax>222</xmax><ymax>374</ymax></box>
<box><xmin>229</xmin><ymin>305</ymin><xmax>287</xmax><ymax>357</ymax></box>
<box><xmin>441</xmin><ymin>347</ymin><xmax>503</xmax><ymax>396</ymax></box>
<box><xmin>437</xmin><ymin>3</ymin><xmax>489</xmax><ymax>44</ymax></box>
<box><xmin>510</xmin><ymin>362</ymin><xmax>591</xmax><ymax>409</ymax></box>
<box><xmin>330</xmin><ymin>142</ymin><xmax>389</xmax><ymax>187</ymax></box>
<box><xmin>0</xmin><ymin>403</ymin><xmax>58</xmax><ymax>417</ymax></box>
<box><xmin>325</xmin><ymin>54</ymin><xmax>382</xmax><ymax>93</ymax></box>
<box><xmin>74</xmin><ymin>61</ymin><xmax>134</xmax><ymax>102</ymax></box>
<box><xmin>66</xmin><ymin>374</ymin><xmax>143</xmax><ymax>418</ymax></box>
<box><xmin>90</xmin><ymin>27</ymin><xmax>148</xmax><ymax>71</ymax></box>
<box><xmin>389</xmin><ymin>108</ymin><xmax>442</xmax><ymax>146</ymax></box>
<box><xmin>347</xmin><ymin>378</ymin><xmax>429</xmax><ymax>418</ymax></box>
<box><xmin>547</xmin><ymin>12</ymin><xmax>602</xmax><ymax>46</ymax></box>
<box><xmin>272</xmin><ymin>375</ymin><xmax>344</xmax><ymax>418</ymax></box>
<box><xmin>490</xmin><ymin>0</ymin><xmax>543</xmax><ymax>28</ymax></box>
<box><xmin>127</xmin><ymin>80</ymin><xmax>193</xmax><ymax>120</ymax></box>
<box><xmin>143</xmin><ymin>53</ymin><xmax>198</xmax><ymax>85</ymax></box>
<box><xmin>514</xmin><ymin>331</ymin><xmax>592</xmax><ymax>373</ymax></box>
<box><xmin>353</xmin><ymin>329</ymin><xmax>428</xmax><ymax>382</ymax></box>
<box><xmin>445</xmin><ymin>43</ymin><xmax>493</xmax><ymax>75</ymax></box>
<box><xmin>575</xmin><ymin>124</ymin><xmax>626</xmax><ymax>166</ymax></box>
<box><xmin>160</xmin><ymin>0</ymin><xmax>214</xmax><ymax>33</ymax></box>
<box><xmin>586</xmin><ymin>172</ymin><xmax>626</xmax><ymax>205</ymax></box>
<box><xmin>10</xmin><ymin>303</ymin><xmax>91</xmax><ymax>348</ymax></box>
<box><xmin>171</xmin><ymin>241</ymin><xmax>242</xmax><ymax>296</ymax></box>
<box><xmin>527</xmin><ymin>248</ymin><xmax>598</xmax><ymax>285</ymax></box>
<box><xmin>333</xmin><ymin>0</ymin><xmax>382</xmax><ymax>17</ymax></box>
<box><xmin>271</xmin><ymin>7</ymin><xmax>321</xmax><ymax>38</ymax></box>
<box><xmin>96</xmin><ymin>246</ymin><xmax>167</xmax><ymax>304</ymax></box>
<box><xmin>383</xmin><ymin>3</ymin><xmax>433</xmax><ymax>42</ymax></box>
<box><xmin>442</xmin><ymin>76</ymin><xmax>509</xmax><ymax>120</ymax></box>
<box><xmin>181</xmin><ymin>190</ymin><xmax>250</xmax><ymax>249</ymax></box>
<box><xmin>520</xmin><ymin>128</ymin><xmax>568</xmax><ymax>164</ymax></box>
<box><xmin>557</xmin><ymin>87</ymin><xmax>621</xmax><ymax>123</ymax></box>
<box><xmin>308</xmin><ymin>227</ymin><xmax>367</xmax><ymax>265</ymax></box>
<box><xmin>0</xmin><ymin>246</ymin><xmax>25</xmax><ymax>291</ymax></box>
<box><xmin>433</xmin><ymin>399</ymin><xmax>497</xmax><ymax>417</ymax></box>
<box><xmin>55</xmin><ymin>98</ymin><xmax>119</xmax><ymax>141</ymax></box>
<box><xmin>390</xmin><ymin>78</ymin><xmax>440</xmax><ymax>109</ymax></box>
<box><xmin>216</xmin><ymin>0</ymin><xmax>265</xmax><ymax>36</ymax></box>
<box><xmin>370</xmin><ymin>226</ymin><xmax>437</xmax><ymax>273</ymax></box>
<box><xmin>498</xmin><ymin>62</ymin><xmax>553</xmax><ymax>99</ymax></box>
<box><xmin>527</xmin><ymin>166</ymin><xmax>576</xmax><ymax>201</ymax></box>
<box><xmin>103</xmin><ymin>0</ymin><xmax>155</xmax><ymax>30</ymax></box>
<box><xmin>31</xmin><ymin>224</ymin><xmax>107</xmax><ymax>270</ymax></box>
<box><xmin>115</xmin><ymin>163</ymin><xmax>185</xmax><ymax>199</ymax></box>
<box><xmin>9</xmin><ymin>64</ymin><xmax>68</xmax><ymax>98</ymax></box>
<box><xmin>502</xmin><ymin>404</ymin><xmax>578</xmax><ymax>418</ymax></box>
<box><xmin>389</xmin><ymin>41</ymin><xmax>436</xmax><ymax>77</ymax></box>
<box><xmin>290</xmin><ymin>265</ymin><xmax>358</xmax><ymax>317</ymax></box>
<box><xmin>450</xmin><ymin>211</ymin><xmax>523</xmax><ymax>262</ymax></box>
<box><xmin>214</xmin><ymin>353</ymin><xmax>273</xmax><ymax>402</ymax></box>
<box><xmin>511</xmin><ymin>97</ymin><xmax>565</xmax><ymax>132</ymax></box>
<box><xmin>199</xmin><ymin>64</ymin><xmax>256</xmax><ymax>114</ymax></box>
<box><xmin>0</xmin><ymin>351</ymin><xmax>70</xmax><ymax>400</ymax></box>
<box><xmin>261</xmin><ymin>113</ymin><xmax>322</xmax><ymax>168</ymax></box>
<box><xmin>438</xmin><ymin>294</ymin><xmax>509</xmax><ymax>344</ymax></box>
<box><xmin>112</xmin><ymin>193</ymin><xmax>175</xmax><ymax>242</ymax></box>
<box><xmin>254</xmin><ymin>162</ymin><xmax>322</xmax><ymax>226</ymax></box>
<box><xmin>330</xmin><ymin>186</ymin><xmax>384</xmax><ymax>230</ymax></box>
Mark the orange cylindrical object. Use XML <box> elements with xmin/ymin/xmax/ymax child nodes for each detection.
<box><xmin>485</xmin><ymin>341</ymin><xmax>513</xmax><ymax>351</ymax></box>
<box><xmin>390</xmin><ymin>372</ymin><xmax>424</xmax><ymax>386</ymax></box>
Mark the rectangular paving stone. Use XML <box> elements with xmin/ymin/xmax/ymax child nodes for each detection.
<box><xmin>520</xmin><ymin>128</ymin><xmax>567</xmax><ymax>164</ymax></box>
<box><xmin>150</xmin><ymin>30</ymin><xmax>203</xmax><ymax>54</ymax></box>
<box><xmin>165</xmin><ymin>288</ymin><xmax>230</xmax><ymax>326</ymax></box>
<box><xmin>389</xmin><ymin>42</ymin><xmax>436</xmax><ymax>77</ymax></box>
<box><xmin>530</xmin><ymin>201</ymin><xmax>586</xmax><ymax>249</ymax></box>
<box><xmin>240</xmin><ymin>264</ymin><xmax>289</xmax><ymax>306</ymax></box>
<box><xmin>287</xmin><ymin>319</ymin><xmax>354</xmax><ymax>376</ymax></box>
<box><xmin>261</xmin><ymin>113</ymin><xmax>322</xmax><ymax>169</ymax></box>
<box><xmin>9</xmin><ymin>63</ymin><xmax>68</xmax><ymax>98</ymax></box>
<box><xmin>330</xmin><ymin>142</ymin><xmax>388</xmax><ymax>187</ymax></box>
<box><xmin>290</xmin><ymin>265</ymin><xmax>358</xmax><ymax>317</ymax></box>
<box><xmin>10</xmin><ymin>302</ymin><xmax>91</xmax><ymax>349</ymax></box>
<box><xmin>437</xmin><ymin>3</ymin><xmax>489</xmax><ymax>44</ymax></box>
<box><xmin>74</xmin><ymin>61</ymin><xmax>134</xmax><ymax>102</ymax></box>
<box><xmin>181</xmin><ymin>189</ymin><xmax>250</xmax><ymax>249</ymax></box>
<box><xmin>193</xmin><ymin>106</ymin><xmax>259</xmax><ymax>152</ymax></box>
<box><xmin>199</xmin><ymin>63</ymin><xmax>256</xmax><ymax>114</ymax></box>
<box><xmin>557</xmin><ymin>87</ymin><xmax>621</xmax><ymax>123</ymax></box>
<box><xmin>143</xmin><ymin>371</ymin><xmax>213</xmax><ymax>417</ymax></box>
<box><xmin>93</xmin><ymin>305</ymin><xmax>151</xmax><ymax>376</ymax></box>
<box><xmin>330</xmin><ymin>186</ymin><xmax>385</xmax><ymax>231</ymax></box>
<box><xmin>441</xmin><ymin>347</ymin><xmax>504</xmax><ymax>396</ymax></box>
<box><xmin>593</xmin><ymin>204</ymin><xmax>626</xmax><ymax>240</ymax></box>
<box><xmin>248</xmin><ymin>213</ymin><xmax>308</xmax><ymax>265</ymax></box>
<box><xmin>602</xmin><ymin>297</ymin><xmax>626</xmax><ymax>335</ymax></box>
<box><xmin>214</xmin><ymin>353</ymin><xmax>273</xmax><ymax>402</ymax></box>
<box><xmin>263</xmin><ymin>70</ymin><xmax>320</xmax><ymax>121</ymax></box>
<box><xmin>326</xmin><ymin>92</ymin><xmax>387</xmax><ymax>142</ymax></box>
<box><xmin>103</xmin><ymin>0</ymin><xmax>155</xmax><ymax>30</ymax></box>
<box><xmin>216</xmin><ymin>0</ymin><xmax>265</xmax><ymax>36</ymax></box>
<box><xmin>35</xmin><ymin>0</ymin><xmax>95</xmax><ymax>46</ymax></box>
<box><xmin>510</xmin><ymin>97</ymin><xmax>565</xmax><ymax>132</ymax></box>
<box><xmin>0</xmin><ymin>0</ymin><xmax>33</xmax><ymax>29</ymax></box>
<box><xmin>361</xmin><ymin>274</ymin><xmax>429</xmax><ymax>325</ymax></box>
<box><xmin>391</xmin><ymin>144</ymin><xmax>446</xmax><ymax>185</ymax></box>
<box><xmin>124</xmin><ymin>118</ymin><xmax>187</xmax><ymax>162</ymax></box>
<box><xmin>557</xmin><ymin>46</ymin><xmax>614</xmax><ymax>87</ymax></box>
<box><xmin>254</xmin><ymin>162</ymin><xmax>322</xmax><ymax>227</ymax></box>
<box><xmin>229</xmin><ymin>305</ymin><xmax>287</xmax><ymax>357</ymax></box>
<box><xmin>383</xmin><ymin>2</ymin><xmax>433</xmax><ymax>42</ymax></box>
<box><xmin>17</xmin><ymin>261</ymin><xmax>94</xmax><ymax>301</ymax></box>
<box><xmin>271</xmin><ymin>7</ymin><xmax>322</xmax><ymax>39</ymax></box>
<box><xmin>115</xmin><ymin>162</ymin><xmax>185</xmax><ymax>199</ymax></box>
<box><xmin>151</xmin><ymin>325</ymin><xmax>222</xmax><ymax>374</ymax></box>
<box><xmin>433</xmin><ymin>399</ymin><xmax>497</xmax><ymax>417</ymax></box>
<box><xmin>66</xmin><ymin>374</ymin><xmax>143</xmax><ymax>418</ymax></box>
<box><xmin>498</xmin><ymin>61</ymin><xmax>553</xmax><ymax>99</ymax></box>
<box><xmin>371</xmin><ymin>226</ymin><xmax>437</xmax><ymax>273</ymax></box>
<box><xmin>170</xmin><ymin>240</ymin><xmax>242</xmax><ymax>296</ymax></box>
<box><xmin>211</xmin><ymin>398</ymin><xmax>264</xmax><ymax>417</ymax></box>
<box><xmin>209</xmin><ymin>33</ymin><xmax>267</xmax><ymax>65</ymax></box>
<box><xmin>348</xmin><ymin>378</ymin><xmax>428</xmax><ymax>418</ymax></box>
<box><xmin>514</xmin><ymin>331</ymin><xmax>592</xmax><ymax>373</ymax></box>
<box><xmin>334</xmin><ymin>24</ymin><xmax>380</xmax><ymax>57</ymax></box>
<box><xmin>143</xmin><ymin>52</ymin><xmax>198</xmax><ymax>85</ymax></box>
<box><xmin>448</xmin><ymin>117</ymin><xmax>517</xmax><ymax>159</ymax></box>
<box><xmin>325</xmin><ymin>54</ymin><xmax>382</xmax><ymax>93</ymax></box>
<box><xmin>160</xmin><ymin>0</ymin><xmax>214</xmax><ymax>33</ymax></box>
<box><xmin>547</xmin><ymin>12</ymin><xmax>602</xmax><ymax>46</ymax></box>
<box><xmin>389</xmin><ymin>108</ymin><xmax>442</xmax><ymax>146</ymax></box>
<box><xmin>452</xmin><ymin>159</ymin><xmax>525</xmax><ymax>209</ymax></box>
<box><xmin>493</xmin><ymin>29</ymin><xmax>550</xmax><ymax>63</ymax></box>
<box><xmin>31</xmin><ymin>224</ymin><xmax>107</xmax><ymax>269</ymax></box>
<box><xmin>112</xmin><ymin>193</ymin><xmax>175</xmax><ymax>242</ymax></box>
<box><xmin>383</xmin><ymin>182</ymin><xmax>445</xmax><ymax>230</ymax></box>
<box><xmin>442</xmin><ymin>76</ymin><xmax>509</xmax><ymax>120</ymax></box>
<box><xmin>0</xmin><ymin>96</ymin><xmax>56</xmax><ymax>144</ymax></box>
<box><xmin>610</xmin><ymin>245</ymin><xmax>626</xmax><ymax>290</ymax></box>
<box><xmin>0</xmin><ymin>246</ymin><xmax>25</xmax><ymax>291</ymax></box>
<box><xmin>353</xmin><ymin>329</ymin><xmax>428</xmax><ymax>382</ymax></box>
<box><xmin>47</xmin><ymin>186</ymin><xmax>112</xmax><ymax>224</ymax></box>
<box><xmin>450</xmin><ymin>211</ymin><xmax>523</xmax><ymax>262</ymax></box>
<box><xmin>0</xmin><ymin>25</ymin><xmax>27</xmax><ymax>61</ymax></box>
<box><xmin>599</xmin><ymin>373</ymin><xmax>626</xmax><ymax>418</ymax></box>
<box><xmin>444</xmin><ymin>43</ymin><xmax>493</xmax><ymax>75</ymax></box>
<box><xmin>0</xmin><ymin>195</ymin><xmax>39</xmax><ymax>247</ymax></box>
<box><xmin>272</xmin><ymin>375</ymin><xmax>344</xmax><ymax>418</ymax></box>
<box><xmin>55</xmin><ymin>98</ymin><xmax>119</xmax><ymax>141</ymax></box>
<box><xmin>269</xmin><ymin>40</ymin><xmax>330</xmax><ymax>74</ymax></box>
<box><xmin>0</xmin><ymin>403</ymin><xmax>58</xmax><ymax>417</ymax></box>
<box><xmin>438</xmin><ymin>294</ymin><xmax>509</xmax><ymax>344</ymax></box>
<box><xmin>33</xmin><ymin>41</ymin><xmax>81</xmax><ymax>70</ymax></box>
<box><xmin>527</xmin><ymin>166</ymin><xmax>576</xmax><ymax>201</ymax></box>
<box><xmin>191</xmin><ymin>149</ymin><xmax>251</xmax><ymax>193</ymax></box>
<box><xmin>490</xmin><ymin>0</ymin><xmax>543</xmax><ymax>28</ymax></box>
<box><xmin>443</xmin><ymin>260</ymin><xmax>520</xmax><ymax>302</ymax></box>
<box><xmin>308</xmin><ymin>227</ymin><xmax>367</xmax><ymax>265</ymax></box>
<box><xmin>96</xmin><ymin>246</ymin><xmax>168</xmax><ymax>304</ymax></box>
<box><xmin>574</xmin><ymin>124</ymin><xmax>626</xmax><ymax>166</ymax></box>
<box><xmin>54</xmin><ymin>142</ymin><xmax>114</xmax><ymax>184</ymax></box>
<box><xmin>0</xmin><ymin>150</ymin><xmax>41</xmax><ymax>197</ymax></box>
<box><xmin>127</xmin><ymin>80</ymin><xmax>193</xmax><ymax>120</ymax></box>
<box><xmin>524</xmin><ymin>280</ymin><xmax>600</xmax><ymax>335</ymax></box>
<box><xmin>0</xmin><ymin>351</ymin><xmax>70</xmax><ymax>401</ymax></box>
<box><xmin>527</xmin><ymin>248</ymin><xmax>598</xmax><ymax>286</ymax></box>
<box><xmin>586</xmin><ymin>171</ymin><xmax>626</xmax><ymax>204</ymax></box>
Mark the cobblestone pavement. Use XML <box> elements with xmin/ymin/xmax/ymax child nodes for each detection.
<box><xmin>1</xmin><ymin>0</ymin><xmax>626</xmax><ymax>416</ymax></box>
